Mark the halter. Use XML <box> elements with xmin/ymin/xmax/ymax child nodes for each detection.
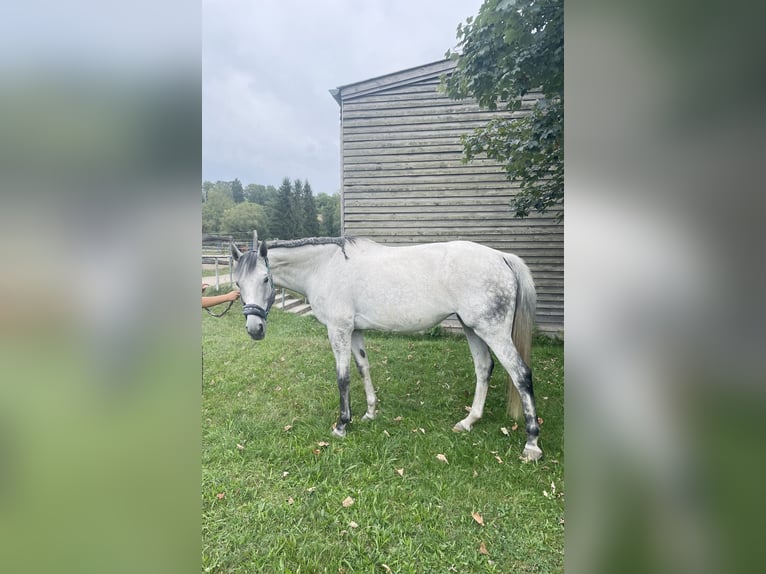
<box><xmin>242</xmin><ymin>253</ymin><xmax>276</xmax><ymax>321</ymax></box>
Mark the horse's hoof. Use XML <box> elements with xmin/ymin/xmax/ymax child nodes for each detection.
<box><xmin>520</xmin><ymin>445</ymin><xmax>543</xmax><ymax>462</ymax></box>
<box><xmin>361</xmin><ymin>412</ymin><xmax>376</xmax><ymax>422</ymax></box>
<box><xmin>452</xmin><ymin>421</ymin><xmax>471</xmax><ymax>433</ymax></box>
<box><xmin>332</xmin><ymin>427</ymin><xmax>347</xmax><ymax>438</ymax></box>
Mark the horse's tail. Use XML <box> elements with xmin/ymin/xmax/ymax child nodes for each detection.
<box><xmin>506</xmin><ymin>254</ymin><xmax>537</xmax><ymax>420</ymax></box>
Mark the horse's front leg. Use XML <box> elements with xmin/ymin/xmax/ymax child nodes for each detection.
<box><xmin>351</xmin><ymin>330</ymin><xmax>377</xmax><ymax>421</ymax></box>
<box><xmin>328</xmin><ymin>327</ymin><xmax>353</xmax><ymax>437</ymax></box>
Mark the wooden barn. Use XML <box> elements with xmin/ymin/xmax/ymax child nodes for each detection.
<box><xmin>330</xmin><ymin>60</ymin><xmax>563</xmax><ymax>336</ymax></box>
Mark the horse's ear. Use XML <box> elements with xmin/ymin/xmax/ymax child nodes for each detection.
<box><xmin>259</xmin><ymin>240</ymin><xmax>268</xmax><ymax>258</ymax></box>
<box><xmin>231</xmin><ymin>241</ymin><xmax>243</xmax><ymax>261</ymax></box>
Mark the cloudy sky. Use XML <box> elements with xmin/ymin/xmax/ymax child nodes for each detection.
<box><xmin>202</xmin><ymin>0</ymin><xmax>484</xmax><ymax>195</ymax></box>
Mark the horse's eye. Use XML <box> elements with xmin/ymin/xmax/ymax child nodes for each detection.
<box><xmin>263</xmin><ymin>276</ymin><xmax>269</xmax><ymax>283</ymax></box>
<box><xmin>235</xmin><ymin>281</ymin><xmax>240</xmax><ymax>288</ymax></box>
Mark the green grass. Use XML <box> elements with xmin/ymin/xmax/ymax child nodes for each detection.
<box><xmin>202</xmin><ymin>305</ymin><xmax>564</xmax><ymax>573</ymax></box>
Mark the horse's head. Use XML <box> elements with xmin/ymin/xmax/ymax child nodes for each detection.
<box><xmin>231</xmin><ymin>239</ymin><xmax>276</xmax><ymax>341</ymax></box>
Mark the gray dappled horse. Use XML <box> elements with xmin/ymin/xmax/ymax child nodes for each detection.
<box><xmin>231</xmin><ymin>236</ymin><xmax>542</xmax><ymax>461</ymax></box>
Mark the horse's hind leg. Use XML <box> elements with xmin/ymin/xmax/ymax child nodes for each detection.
<box><xmin>482</xmin><ymin>332</ymin><xmax>543</xmax><ymax>461</ymax></box>
<box><xmin>351</xmin><ymin>330</ymin><xmax>377</xmax><ymax>421</ymax></box>
<box><xmin>453</xmin><ymin>324</ymin><xmax>494</xmax><ymax>432</ymax></box>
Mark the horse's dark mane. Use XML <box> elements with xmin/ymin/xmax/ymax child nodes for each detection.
<box><xmin>237</xmin><ymin>238</ymin><xmax>358</xmax><ymax>271</ymax></box>
<box><xmin>267</xmin><ymin>236</ymin><xmax>357</xmax><ymax>258</ymax></box>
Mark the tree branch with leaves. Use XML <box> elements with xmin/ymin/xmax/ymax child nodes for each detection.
<box><xmin>443</xmin><ymin>0</ymin><xmax>563</xmax><ymax>220</ymax></box>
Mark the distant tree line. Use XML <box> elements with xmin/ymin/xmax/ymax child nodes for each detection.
<box><xmin>202</xmin><ymin>177</ymin><xmax>341</xmax><ymax>241</ymax></box>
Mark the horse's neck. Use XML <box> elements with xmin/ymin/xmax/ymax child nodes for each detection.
<box><xmin>269</xmin><ymin>245</ymin><xmax>335</xmax><ymax>295</ymax></box>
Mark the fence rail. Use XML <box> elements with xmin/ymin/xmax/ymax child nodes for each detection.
<box><xmin>202</xmin><ymin>234</ymin><xmax>234</xmax><ymax>290</ymax></box>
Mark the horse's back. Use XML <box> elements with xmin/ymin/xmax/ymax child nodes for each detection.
<box><xmin>331</xmin><ymin>239</ymin><xmax>519</xmax><ymax>332</ymax></box>
<box><xmin>346</xmin><ymin>239</ymin><xmax>514</xmax><ymax>286</ymax></box>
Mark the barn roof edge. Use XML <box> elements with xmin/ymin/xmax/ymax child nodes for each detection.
<box><xmin>330</xmin><ymin>59</ymin><xmax>457</xmax><ymax>105</ymax></box>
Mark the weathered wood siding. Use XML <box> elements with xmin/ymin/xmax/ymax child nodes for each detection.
<box><xmin>333</xmin><ymin>60</ymin><xmax>563</xmax><ymax>335</ymax></box>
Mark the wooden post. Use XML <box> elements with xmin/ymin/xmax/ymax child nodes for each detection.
<box><xmin>227</xmin><ymin>236</ymin><xmax>234</xmax><ymax>286</ymax></box>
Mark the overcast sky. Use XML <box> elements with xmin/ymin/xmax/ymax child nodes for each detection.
<box><xmin>202</xmin><ymin>0</ymin><xmax>485</xmax><ymax>195</ymax></box>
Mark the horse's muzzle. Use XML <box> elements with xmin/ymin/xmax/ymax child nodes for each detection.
<box><xmin>247</xmin><ymin>323</ymin><xmax>265</xmax><ymax>340</ymax></box>
<box><xmin>243</xmin><ymin>302</ymin><xmax>272</xmax><ymax>340</ymax></box>
<box><xmin>242</xmin><ymin>281</ymin><xmax>276</xmax><ymax>340</ymax></box>
<box><xmin>243</xmin><ymin>313</ymin><xmax>265</xmax><ymax>340</ymax></box>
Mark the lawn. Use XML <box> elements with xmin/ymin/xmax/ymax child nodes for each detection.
<box><xmin>202</xmin><ymin>304</ymin><xmax>564</xmax><ymax>573</ymax></box>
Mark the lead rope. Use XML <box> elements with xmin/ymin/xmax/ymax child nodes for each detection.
<box><xmin>205</xmin><ymin>241</ymin><xmax>240</xmax><ymax>318</ymax></box>
<box><xmin>204</xmin><ymin>298</ymin><xmax>236</xmax><ymax>318</ymax></box>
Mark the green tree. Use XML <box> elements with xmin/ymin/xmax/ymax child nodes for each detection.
<box><xmin>443</xmin><ymin>0</ymin><xmax>563</xmax><ymax>220</ymax></box>
<box><xmin>292</xmin><ymin>179</ymin><xmax>306</xmax><ymax>237</ymax></box>
<box><xmin>245</xmin><ymin>183</ymin><xmax>279</xmax><ymax>238</ymax></box>
<box><xmin>316</xmin><ymin>192</ymin><xmax>341</xmax><ymax>236</ymax></box>
<box><xmin>245</xmin><ymin>183</ymin><xmax>277</xmax><ymax>205</ymax></box>
<box><xmin>221</xmin><ymin>202</ymin><xmax>269</xmax><ymax>237</ymax></box>
<box><xmin>302</xmin><ymin>181</ymin><xmax>319</xmax><ymax>237</ymax></box>
<box><xmin>231</xmin><ymin>178</ymin><xmax>245</xmax><ymax>203</ymax></box>
<box><xmin>206</xmin><ymin>180</ymin><xmax>233</xmax><ymax>199</ymax></box>
<box><xmin>202</xmin><ymin>180</ymin><xmax>214</xmax><ymax>202</ymax></box>
<box><xmin>245</xmin><ymin>183</ymin><xmax>263</xmax><ymax>203</ymax></box>
<box><xmin>201</xmin><ymin>187</ymin><xmax>235</xmax><ymax>233</ymax></box>
<box><xmin>273</xmin><ymin>177</ymin><xmax>298</xmax><ymax>239</ymax></box>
